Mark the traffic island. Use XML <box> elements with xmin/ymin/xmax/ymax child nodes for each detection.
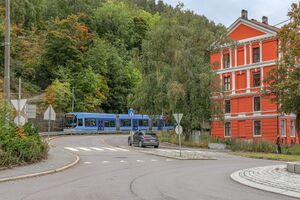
<box><xmin>139</xmin><ymin>149</ymin><xmax>216</xmax><ymax>160</ymax></box>
<box><xmin>231</xmin><ymin>165</ymin><xmax>300</xmax><ymax>198</ymax></box>
<box><xmin>287</xmin><ymin>162</ymin><xmax>300</xmax><ymax>174</ymax></box>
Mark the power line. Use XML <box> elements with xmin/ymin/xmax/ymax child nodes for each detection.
<box><xmin>273</xmin><ymin>19</ymin><xmax>290</xmax><ymax>27</ymax></box>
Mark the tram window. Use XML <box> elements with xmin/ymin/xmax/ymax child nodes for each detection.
<box><xmin>110</xmin><ymin>120</ymin><xmax>115</xmax><ymax>127</ymax></box>
<box><xmin>152</xmin><ymin>120</ymin><xmax>160</xmax><ymax>127</ymax></box>
<box><xmin>85</xmin><ymin>118</ymin><xmax>96</xmax><ymax>127</ymax></box>
<box><xmin>104</xmin><ymin>120</ymin><xmax>108</xmax><ymax>127</ymax></box>
<box><xmin>121</xmin><ymin>119</ymin><xmax>131</xmax><ymax>127</ymax></box>
<box><xmin>78</xmin><ymin>119</ymin><xmax>83</xmax><ymax>126</ymax></box>
<box><xmin>139</xmin><ymin>120</ymin><xmax>148</xmax><ymax>126</ymax></box>
<box><xmin>104</xmin><ymin>120</ymin><xmax>115</xmax><ymax>127</ymax></box>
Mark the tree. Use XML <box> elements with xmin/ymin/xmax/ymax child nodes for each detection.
<box><xmin>45</xmin><ymin>80</ymin><xmax>72</xmax><ymax>112</ymax></box>
<box><xmin>266</xmin><ymin>2</ymin><xmax>300</xmax><ymax>141</ymax></box>
<box><xmin>38</xmin><ymin>15</ymin><xmax>94</xmax><ymax>88</ymax></box>
<box><xmin>130</xmin><ymin>7</ymin><xmax>226</xmax><ymax>138</ymax></box>
<box><xmin>74</xmin><ymin>67</ymin><xmax>109</xmax><ymax>112</ymax></box>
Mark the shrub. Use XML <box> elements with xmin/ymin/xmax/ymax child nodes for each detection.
<box><xmin>0</xmin><ymin>102</ymin><xmax>48</xmax><ymax>167</ymax></box>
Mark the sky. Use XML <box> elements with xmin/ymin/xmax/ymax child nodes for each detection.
<box><xmin>162</xmin><ymin>0</ymin><xmax>298</xmax><ymax>27</ymax></box>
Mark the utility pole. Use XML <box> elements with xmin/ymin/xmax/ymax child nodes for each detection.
<box><xmin>4</xmin><ymin>0</ymin><xmax>10</xmax><ymax>101</ymax></box>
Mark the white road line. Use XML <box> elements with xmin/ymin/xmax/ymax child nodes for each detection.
<box><xmin>120</xmin><ymin>160</ymin><xmax>127</xmax><ymax>163</ymax></box>
<box><xmin>103</xmin><ymin>161</ymin><xmax>110</xmax><ymax>163</ymax></box>
<box><xmin>65</xmin><ymin>147</ymin><xmax>79</xmax><ymax>152</ymax></box>
<box><xmin>78</xmin><ymin>147</ymin><xmax>92</xmax><ymax>151</ymax></box>
<box><xmin>137</xmin><ymin>160</ymin><xmax>144</xmax><ymax>162</ymax></box>
<box><xmin>166</xmin><ymin>159</ymin><xmax>174</xmax><ymax>162</ymax></box>
<box><xmin>114</xmin><ymin>147</ymin><xmax>129</xmax><ymax>152</ymax></box>
<box><xmin>90</xmin><ymin>147</ymin><xmax>104</xmax><ymax>151</ymax></box>
<box><xmin>103</xmin><ymin>147</ymin><xmax>117</xmax><ymax>152</ymax></box>
<box><xmin>84</xmin><ymin>162</ymin><xmax>92</xmax><ymax>164</ymax></box>
<box><xmin>151</xmin><ymin>159</ymin><xmax>158</xmax><ymax>162</ymax></box>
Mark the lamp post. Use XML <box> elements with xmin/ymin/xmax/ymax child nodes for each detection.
<box><xmin>4</xmin><ymin>0</ymin><xmax>11</xmax><ymax>101</ymax></box>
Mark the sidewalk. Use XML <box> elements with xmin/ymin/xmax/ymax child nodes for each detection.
<box><xmin>231</xmin><ymin>165</ymin><xmax>300</xmax><ymax>199</ymax></box>
<box><xmin>0</xmin><ymin>146</ymin><xmax>79</xmax><ymax>183</ymax></box>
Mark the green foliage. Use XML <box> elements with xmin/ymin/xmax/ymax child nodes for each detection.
<box><xmin>228</xmin><ymin>139</ymin><xmax>277</xmax><ymax>153</ymax></box>
<box><xmin>0</xmin><ymin>102</ymin><xmax>48</xmax><ymax>167</ymax></box>
<box><xmin>0</xmin><ymin>0</ymin><xmax>224</xmax><ymax>116</ymax></box>
<box><xmin>75</xmin><ymin>67</ymin><xmax>109</xmax><ymax>112</ymax></box>
<box><xmin>45</xmin><ymin>79</ymin><xmax>73</xmax><ymax>112</ymax></box>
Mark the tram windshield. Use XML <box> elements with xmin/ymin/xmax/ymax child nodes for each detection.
<box><xmin>64</xmin><ymin>114</ymin><xmax>77</xmax><ymax>128</ymax></box>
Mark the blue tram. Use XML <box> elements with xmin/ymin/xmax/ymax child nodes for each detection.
<box><xmin>64</xmin><ymin>112</ymin><xmax>173</xmax><ymax>133</ymax></box>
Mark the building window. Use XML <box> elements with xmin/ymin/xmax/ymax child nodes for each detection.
<box><xmin>225</xmin><ymin>122</ymin><xmax>231</xmax><ymax>137</ymax></box>
<box><xmin>223</xmin><ymin>53</ymin><xmax>230</xmax><ymax>68</ymax></box>
<box><xmin>254</xmin><ymin>120</ymin><xmax>261</xmax><ymax>136</ymax></box>
<box><xmin>253</xmin><ymin>72</ymin><xmax>261</xmax><ymax>87</ymax></box>
<box><xmin>253</xmin><ymin>96</ymin><xmax>261</xmax><ymax>111</ymax></box>
<box><xmin>225</xmin><ymin>100</ymin><xmax>231</xmax><ymax>113</ymax></box>
<box><xmin>281</xmin><ymin>119</ymin><xmax>286</xmax><ymax>137</ymax></box>
<box><xmin>253</xmin><ymin>47</ymin><xmax>260</xmax><ymax>63</ymax></box>
<box><xmin>290</xmin><ymin>120</ymin><xmax>295</xmax><ymax>137</ymax></box>
<box><xmin>224</xmin><ymin>77</ymin><xmax>230</xmax><ymax>91</ymax></box>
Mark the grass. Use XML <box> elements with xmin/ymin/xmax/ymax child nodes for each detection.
<box><xmin>230</xmin><ymin>152</ymin><xmax>300</xmax><ymax>162</ymax></box>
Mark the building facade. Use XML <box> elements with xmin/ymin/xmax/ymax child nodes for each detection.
<box><xmin>210</xmin><ymin>10</ymin><xmax>298</xmax><ymax>144</ymax></box>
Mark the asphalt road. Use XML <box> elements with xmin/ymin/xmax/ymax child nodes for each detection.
<box><xmin>0</xmin><ymin>135</ymin><xmax>297</xmax><ymax>200</ymax></box>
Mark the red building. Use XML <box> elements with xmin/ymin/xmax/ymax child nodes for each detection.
<box><xmin>210</xmin><ymin>10</ymin><xmax>298</xmax><ymax>144</ymax></box>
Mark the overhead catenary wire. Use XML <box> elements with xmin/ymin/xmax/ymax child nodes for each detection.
<box><xmin>273</xmin><ymin>19</ymin><xmax>291</xmax><ymax>27</ymax></box>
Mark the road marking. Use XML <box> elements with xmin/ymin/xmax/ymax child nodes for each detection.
<box><xmin>64</xmin><ymin>147</ymin><xmax>79</xmax><ymax>152</ymax></box>
<box><xmin>115</xmin><ymin>147</ymin><xmax>129</xmax><ymax>152</ymax></box>
<box><xmin>103</xmin><ymin>147</ymin><xmax>117</xmax><ymax>151</ymax></box>
<box><xmin>78</xmin><ymin>147</ymin><xmax>92</xmax><ymax>151</ymax></box>
<box><xmin>84</xmin><ymin>162</ymin><xmax>92</xmax><ymax>164</ymax></box>
<box><xmin>120</xmin><ymin>160</ymin><xmax>127</xmax><ymax>163</ymax></box>
<box><xmin>137</xmin><ymin>160</ymin><xmax>144</xmax><ymax>162</ymax></box>
<box><xmin>166</xmin><ymin>159</ymin><xmax>174</xmax><ymax>162</ymax></box>
<box><xmin>103</xmin><ymin>161</ymin><xmax>110</xmax><ymax>163</ymax></box>
<box><xmin>90</xmin><ymin>147</ymin><xmax>104</xmax><ymax>151</ymax></box>
<box><xmin>151</xmin><ymin>159</ymin><xmax>158</xmax><ymax>162</ymax></box>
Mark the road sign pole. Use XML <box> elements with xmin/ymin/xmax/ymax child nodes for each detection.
<box><xmin>179</xmin><ymin>130</ymin><xmax>182</xmax><ymax>157</ymax></box>
<box><xmin>17</xmin><ymin>78</ymin><xmax>21</xmax><ymax>126</ymax></box>
<box><xmin>48</xmin><ymin>106</ymin><xmax>51</xmax><ymax>140</ymax></box>
<box><xmin>130</xmin><ymin>115</ymin><xmax>133</xmax><ymax>146</ymax></box>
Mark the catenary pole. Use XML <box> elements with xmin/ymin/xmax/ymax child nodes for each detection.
<box><xmin>4</xmin><ymin>0</ymin><xmax>11</xmax><ymax>101</ymax></box>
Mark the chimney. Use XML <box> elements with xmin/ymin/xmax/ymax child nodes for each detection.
<box><xmin>241</xmin><ymin>9</ymin><xmax>248</xmax><ymax>19</ymax></box>
<box><xmin>262</xmin><ymin>16</ymin><xmax>268</xmax><ymax>24</ymax></box>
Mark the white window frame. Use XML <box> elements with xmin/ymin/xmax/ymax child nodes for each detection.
<box><xmin>224</xmin><ymin>100</ymin><xmax>231</xmax><ymax>114</ymax></box>
<box><xmin>224</xmin><ymin>77</ymin><xmax>231</xmax><ymax>91</ymax></box>
<box><xmin>253</xmin><ymin>96</ymin><xmax>261</xmax><ymax>112</ymax></box>
<box><xmin>290</xmin><ymin>119</ymin><xmax>295</xmax><ymax>137</ymax></box>
<box><xmin>253</xmin><ymin>120</ymin><xmax>262</xmax><ymax>137</ymax></box>
<box><xmin>280</xmin><ymin>119</ymin><xmax>287</xmax><ymax>137</ymax></box>
<box><xmin>224</xmin><ymin>122</ymin><xmax>231</xmax><ymax>138</ymax></box>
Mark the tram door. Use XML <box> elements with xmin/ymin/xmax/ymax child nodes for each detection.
<box><xmin>98</xmin><ymin>120</ymin><xmax>104</xmax><ymax>131</ymax></box>
<box><xmin>133</xmin><ymin>120</ymin><xmax>138</xmax><ymax>130</ymax></box>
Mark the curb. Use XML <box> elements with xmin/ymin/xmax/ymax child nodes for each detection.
<box><xmin>230</xmin><ymin>167</ymin><xmax>300</xmax><ymax>199</ymax></box>
<box><xmin>0</xmin><ymin>154</ymin><xmax>80</xmax><ymax>183</ymax></box>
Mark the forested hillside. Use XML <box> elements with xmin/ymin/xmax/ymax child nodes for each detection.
<box><xmin>0</xmin><ymin>0</ymin><xmax>225</xmax><ymax>129</ymax></box>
